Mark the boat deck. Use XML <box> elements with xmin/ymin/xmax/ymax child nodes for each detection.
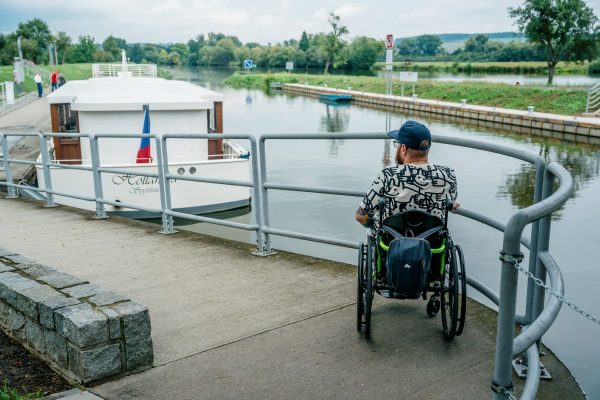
<box><xmin>0</xmin><ymin>198</ymin><xmax>585</xmax><ymax>400</ymax></box>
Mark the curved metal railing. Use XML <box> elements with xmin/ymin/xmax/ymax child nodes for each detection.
<box><xmin>0</xmin><ymin>131</ymin><xmax>575</xmax><ymax>399</ymax></box>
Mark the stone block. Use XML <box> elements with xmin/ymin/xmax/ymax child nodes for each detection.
<box><xmin>564</xmin><ymin>124</ymin><xmax>577</xmax><ymax>134</ymax></box>
<box><xmin>87</xmin><ymin>291</ymin><xmax>129</xmax><ymax>307</ymax></box>
<box><xmin>590</xmin><ymin>128</ymin><xmax>600</xmax><ymax>138</ymax></box>
<box><xmin>8</xmin><ymin>307</ymin><xmax>26</xmax><ymax>331</ymax></box>
<box><xmin>576</xmin><ymin>126</ymin><xmax>590</xmax><ymax>135</ymax></box>
<box><xmin>62</xmin><ymin>284</ymin><xmax>103</xmax><ymax>299</ymax></box>
<box><xmin>532</xmin><ymin>120</ymin><xmax>542</xmax><ymax>129</ymax></box>
<box><xmin>37</xmin><ymin>272</ymin><xmax>88</xmax><ymax>289</ymax></box>
<box><xmin>590</xmin><ymin>137</ymin><xmax>600</xmax><ymax>145</ymax></box>
<box><xmin>44</xmin><ymin>328</ymin><xmax>68</xmax><ymax>367</ymax></box>
<box><xmin>0</xmin><ymin>263</ymin><xmax>15</xmax><ymax>273</ymax></box>
<box><xmin>99</xmin><ymin>307</ymin><xmax>122</xmax><ymax>340</ymax></box>
<box><xmin>20</xmin><ymin>264</ymin><xmax>55</xmax><ymax>278</ymax></box>
<box><xmin>25</xmin><ymin>318</ymin><xmax>45</xmax><ymax>352</ymax></box>
<box><xmin>542</xmin><ymin>122</ymin><xmax>553</xmax><ymax>131</ymax></box>
<box><xmin>0</xmin><ymin>272</ymin><xmax>41</xmax><ymax>308</ymax></box>
<box><xmin>552</xmin><ymin>123</ymin><xmax>565</xmax><ymax>132</ymax></box>
<box><xmin>68</xmin><ymin>343</ymin><xmax>122</xmax><ymax>383</ymax></box>
<box><xmin>0</xmin><ymin>301</ymin><xmax>10</xmax><ymax>328</ymax></box>
<box><xmin>112</xmin><ymin>302</ymin><xmax>153</xmax><ymax>371</ymax></box>
<box><xmin>38</xmin><ymin>291</ymin><xmax>80</xmax><ymax>329</ymax></box>
<box><xmin>575</xmin><ymin>134</ymin><xmax>589</xmax><ymax>144</ymax></box>
<box><xmin>4</xmin><ymin>255</ymin><xmax>34</xmax><ymax>264</ymax></box>
<box><xmin>564</xmin><ymin>133</ymin><xmax>576</xmax><ymax>142</ymax></box>
<box><xmin>17</xmin><ymin>284</ymin><xmax>59</xmax><ymax>320</ymax></box>
<box><xmin>55</xmin><ymin>303</ymin><xmax>108</xmax><ymax>347</ymax></box>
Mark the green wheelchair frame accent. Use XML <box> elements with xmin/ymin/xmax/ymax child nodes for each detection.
<box><xmin>377</xmin><ymin>236</ymin><xmax>447</xmax><ymax>277</ymax></box>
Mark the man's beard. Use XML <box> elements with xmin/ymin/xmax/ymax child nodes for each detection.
<box><xmin>396</xmin><ymin>152</ymin><xmax>404</xmax><ymax>165</ymax></box>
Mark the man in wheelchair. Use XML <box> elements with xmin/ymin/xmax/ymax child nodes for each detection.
<box><xmin>354</xmin><ymin>120</ymin><xmax>464</xmax><ymax>340</ymax></box>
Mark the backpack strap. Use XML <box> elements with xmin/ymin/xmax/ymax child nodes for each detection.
<box><xmin>415</xmin><ymin>226</ymin><xmax>444</xmax><ymax>239</ymax></box>
<box><xmin>380</xmin><ymin>225</ymin><xmax>405</xmax><ymax>240</ymax></box>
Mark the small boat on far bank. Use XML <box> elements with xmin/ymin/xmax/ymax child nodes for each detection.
<box><xmin>319</xmin><ymin>93</ymin><xmax>352</xmax><ymax>102</ymax></box>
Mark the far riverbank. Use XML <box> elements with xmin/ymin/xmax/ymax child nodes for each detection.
<box><xmin>225</xmin><ymin>72</ymin><xmax>591</xmax><ymax>115</ymax></box>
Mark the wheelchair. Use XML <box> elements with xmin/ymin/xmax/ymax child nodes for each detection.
<box><xmin>357</xmin><ymin>200</ymin><xmax>467</xmax><ymax>341</ymax></box>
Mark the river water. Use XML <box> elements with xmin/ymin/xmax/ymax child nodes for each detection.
<box><xmin>170</xmin><ymin>67</ymin><xmax>600</xmax><ymax>399</ymax></box>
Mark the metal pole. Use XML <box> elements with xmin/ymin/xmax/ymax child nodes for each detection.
<box><xmin>258</xmin><ymin>137</ymin><xmax>273</xmax><ymax>255</ymax></box>
<box><xmin>525</xmin><ymin>161</ymin><xmax>546</xmax><ymax>323</ymax></box>
<box><xmin>532</xmin><ymin>171</ymin><xmax>554</xmax><ymax>343</ymax></box>
<box><xmin>586</xmin><ymin>88</ymin><xmax>591</xmax><ymax>113</ymax></box>
<box><xmin>159</xmin><ymin>136</ymin><xmax>176</xmax><ymax>233</ymax></box>
<box><xmin>89</xmin><ymin>134</ymin><xmax>109</xmax><ymax>219</ymax></box>
<box><xmin>1</xmin><ymin>134</ymin><xmax>18</xmax><ymax>198</ymax></box>
<box><xmin>248</xmin><ymin>137</ymin><xmax>266</xmax><ymax>255</ymax></box>
<box><xmin>53</xmin><ymin>42</ymin><xmax>58</xmax><ymax>66</ymax></box>
<box><xmin>38</xmin><ymin>133</ymin><xmax>56</xmax><ymax>207</ymax></box>
<box><xmin>157</xmin><ymin>136</ymin><xmax>176</xmax><ymax>234</ymax></box>
<box><xmin>492</xmin><ymin>213</ymin><xmax>526</xmax><ymax>399</ymax></box>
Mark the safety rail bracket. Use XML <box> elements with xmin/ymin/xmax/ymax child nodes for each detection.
<box><xmin>491</xmin><ymin>380</ymin><xmax>514</xmax><ymax>396</ymax></box>
<box><xmin>499</xmin><ymin>250</ymin><xmax>524</xmax><ymax>264</ymax></box>
<box><xmin>513</xmin><ymin>355</ymin><xmax>552</xmax><ymax>380</ymax></box>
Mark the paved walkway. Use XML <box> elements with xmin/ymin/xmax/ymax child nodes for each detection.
<box><xmin>0</xmin><ymin>198</ymin><xmax>585</xmax><ymax>400</ymax></box>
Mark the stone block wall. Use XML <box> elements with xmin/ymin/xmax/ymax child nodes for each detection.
<box><xmin>0</xmin><ymin>247</ymin><xmax>153</xmax><ymax>384</ymax></box>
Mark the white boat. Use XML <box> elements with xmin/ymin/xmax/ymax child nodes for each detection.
<box><xmin>36</xmin><ymin>63</ymin><xmax>250</xmax><ymax>219</ymax></box>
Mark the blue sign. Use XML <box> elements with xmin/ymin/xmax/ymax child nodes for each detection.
<box><xmin>244</xmin><ymin>59</ymin><xmax>253</xmax><ymax>69</ymax></box>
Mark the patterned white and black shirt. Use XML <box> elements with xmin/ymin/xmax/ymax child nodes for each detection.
<box><xmin>359</xmin><ymin>163</ymin><xmax>458</xmax><ymax>228</ymax></box>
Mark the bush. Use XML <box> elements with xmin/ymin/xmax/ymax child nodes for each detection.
<box><xmin>589</xmin><ymin>60</ymin><xmax>600</xmax><ymax>75</ymax></box>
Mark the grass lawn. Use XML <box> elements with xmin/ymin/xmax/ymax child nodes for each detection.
<box><xmin>373</xmin><ymin>61</ymin><xmax>590</xmax><ymax>75</ymax></box>
<box><xmin>225</xmin><ymin>72</ymin><xmax>588</xmax><ymax>115</ymax></box>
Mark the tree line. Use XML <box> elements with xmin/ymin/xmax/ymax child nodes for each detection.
<box><xmin>0</xmin><ymin>14</ymin><xmax>383</xmax><ymax>72</ymax></box>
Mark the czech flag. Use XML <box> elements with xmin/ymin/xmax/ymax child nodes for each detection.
<box><xmin>136</xmin><ymin>105</ymin><xmax>152</xmax><ymax>163</ymax></box>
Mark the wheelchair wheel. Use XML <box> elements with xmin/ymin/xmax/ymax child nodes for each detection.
<box><xmin>363</xmin><ymin>242</ymin><xmax>374</xmax><ymax>339</ymax></box>
<box><xmin>426</xmin><ymin>295</ymin><xmax>440</xmax><ymax>318</ymax></box>
<box><xmin>455</xmin><ymin>244</ymin><xmax>467</xmax><ymax>336</ymax></box>
<box><xmin>356</xmin><ymin>243</ymin><xmax>365</xmax><ymax>332</ymax></box>
<box><xmin>441</xmin><ymin>241</ymin><xmax>459</xmax><ymax>341</ymax></box>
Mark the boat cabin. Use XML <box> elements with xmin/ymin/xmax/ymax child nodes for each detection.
<box><xmin>46</xmin><ymin>77</ymin><xmax>225</xmax><ymax>165</ymax></box>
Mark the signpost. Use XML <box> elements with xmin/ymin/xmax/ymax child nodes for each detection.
<box><xmin>244</xmin><ymin>59</ymin><xmax>253</xmax><ymax>73</ymax></box>
<box><xmin>399</xmin><ymin>71</ymin><xmax>418</xmax><ymax>97</ymax></box>
<box><xmin>285</xmin><ymin>61</ymin><xmax>294</xmax><ymax>73</ymax></box>
<box><xmin>384</xmin><ymin>34</ymin><xmax>394</xmax><ymax>95</ymax></box>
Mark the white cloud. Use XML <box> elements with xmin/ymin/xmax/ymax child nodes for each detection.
<box><xmin>334</xmin><ymin>4</ymin><xmax>367</xmax><ymax>18</ymax></box>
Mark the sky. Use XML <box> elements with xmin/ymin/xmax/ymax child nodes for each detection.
<box><xmin>1</xmin><ymin>0</ymin><xmax>600</xmax><ymax>44</ymax></box>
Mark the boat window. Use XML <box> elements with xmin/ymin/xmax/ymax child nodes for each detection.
<box><xmin>207</xmin><ymin>108</ymin><xmax>215</xmax><ymax>133</ymax></box>
<box><xmin>57</xmin><ymin>104</ymin><xmax>78</xmax><ymax>133</ymax></box>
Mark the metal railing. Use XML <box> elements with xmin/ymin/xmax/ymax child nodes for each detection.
<box><xmin>586</xmin><ymin>82</ymin><xmax>600</xmax><ymax>114</ymax></box>
<box><xmin>23</xmin><ymin>59</ymin><xmax>51</xmax><ymax>82</ymax></box>
<box><xmin>92</xmin><ymin>63</ymin><xmax>157</xmax><ymax>78</ymax></box>
<box><xmin>0</xmin><ymin>131</ymin><xmax>580</xmax><ymax>399</ymax></box>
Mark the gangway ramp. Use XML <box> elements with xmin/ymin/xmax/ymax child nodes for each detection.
<box><xmin>0</xmin><ymin>199</ymin><xmax>584</xmax><ymax>400</ymax></box>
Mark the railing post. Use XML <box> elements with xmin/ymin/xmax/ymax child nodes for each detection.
<box><xmin>493</xmin><ymin>215</ymin><xmax>525</xmax><ymax>399</ymax></box>
<box><xmin>525</xmin><ymin>161</ymin><xmax>546</xmax><ymax>324</ymax></box>
<box><xmin>157</xmin><ymin>135</ymin><xmax>176</xmax><ymax>234</ymax></box>
<box><xmin>1</xmin><ymin>134</ymin><xmax>18</xmax><ymax>199</ymax></box>
<box><xmin>38</xmin><ymin>133</ymin><xmax>56</xmax><ymax>207</ymax></box>
<box><xmin>156</xmin><ymin>136</ymin><xmax>177</xmax><ymax>235</ymax></box>
<box><xmin>89</xmin><ymin>134</ymin><xmax>109</xmax><ymax>219</ymax></box>
<box><xmin>586</xmin><ymin>87</ymin><xmax>591</xmax><ymax>113</ymax></box>
<box><xmin>249</xmin><ymin>136</ymin><xmax>267</xmax><ymax>255</ymax></box>
<box><xmin>257</xmin><ymin>136</ymin><xmax>274</xmax><ymax>255</ymax></box>
<box><xmin>532</xmin><ymin>170</ymin><xmax>554</xmax><ymax>345</ymax></box>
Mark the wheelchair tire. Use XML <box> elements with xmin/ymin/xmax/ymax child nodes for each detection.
<box><xmin>455</xmin><ymin>244</ymin><xmax>467</xmax><ymax>336</ymax></box>
<box><xmin>363</xmin><ymin>241</ymin><xmax>374</xmax><ymax>339</ymax></box>
<box><xmin>426</xmin><ymin>295</ymin><xmax>440</xmax><ymax>318</ymax></box>
<box><xmin>357</xmin><ymin>243</ymin><xmax>365</xmax><ymax>332</ymax></box>
<box><xmin>441</xmin><ymin>241</ymin><xmax>459</xmax><ymax>342</ymax></box>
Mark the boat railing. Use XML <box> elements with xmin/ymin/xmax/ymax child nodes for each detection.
<box><xmin>585</xmin><ymin>82</ymin><xmax>600</xmax><ymax>114</ymax></box>
<box><xmin>0</xmin><ymin>131</ymin><xmax>586</xmax><ymax>400</ymax></box>
<box><xmin>92</xmin><ymin>63</ymin><xmax>157</xmax><ymax>78</ymax></box>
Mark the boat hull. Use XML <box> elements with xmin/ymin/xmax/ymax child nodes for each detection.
<box><xmin>36</xmin><ymin>158</ymin><xmax>251</xmax><ymax>219</ymax></box>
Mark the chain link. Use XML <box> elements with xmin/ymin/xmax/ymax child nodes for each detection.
<box><xmin>510</xmin><ymin>259</ymin><xmax>600</xmax><ymax>327</ymax></box>
<box><xmin>504</xmin><ymin>388</ymin><xmax>518</xmax><ymax>400</ymax></box>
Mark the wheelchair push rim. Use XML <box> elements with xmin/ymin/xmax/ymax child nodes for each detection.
<box><xmin>441</xmin><ymin>240</ymin><xmax>459</xmax><ymax>341</ymax></box>
<box><xmin>455</xmin><ymin>244</ymin><xmax>467</xmax><ymax>336</ymax></box>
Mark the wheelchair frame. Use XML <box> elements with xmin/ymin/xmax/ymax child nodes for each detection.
<box><xmin>356</xmin><ymin>202</ymin><xmax>467</xmax><ymax>341</ymax></box>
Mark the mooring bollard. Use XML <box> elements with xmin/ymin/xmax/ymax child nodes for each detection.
<box><xmin>528</xmin><ymin>106</ymin><xmax>535</xmax><ymax>114</ymax></box>
<box><xmin>460</xmin><ymin>99</ymin><xmax>467</xmax><ymax>106</ymax></box>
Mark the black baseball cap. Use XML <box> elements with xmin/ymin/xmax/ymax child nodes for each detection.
<box><xmin>387</xmin><ymin>120</ymin><xmax>431</xmax><ymax>151</ymax></box>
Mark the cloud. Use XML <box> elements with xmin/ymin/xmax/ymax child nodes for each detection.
<box><xmin>334</xmin><ymin>4</ymin><xmax>367</xmax><ymax>18</ymax></box>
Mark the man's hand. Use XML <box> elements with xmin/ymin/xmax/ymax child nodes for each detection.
<box><xmin>451</xmin><ymin>201</ymin><xmax>460</xmax><ymax>213</ymax></box>
<box><xmin>355</xmin><ymin>206</ymin><xmax>370</xmax><ymax>226</ymax></box>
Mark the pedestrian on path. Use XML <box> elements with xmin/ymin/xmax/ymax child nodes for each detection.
<box><xmin>34</xmin><ymin>73</ymin><xmax>43</xmax><ymax>97</ymax></box>
<box><xmin>57</xmin><ymin>71</ymin><xmax>66</xmax><ymax>87</ymax></box>
<box><xmin>51</xmin><ymin>70</ymin><xmax>58</xmax><ymax>91</ymax></box>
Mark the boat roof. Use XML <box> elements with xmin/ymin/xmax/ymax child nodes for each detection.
<box><xmin>46</xmin><ymin>77</ymin><xmax>224</xmax><ymax>111</ymax></box>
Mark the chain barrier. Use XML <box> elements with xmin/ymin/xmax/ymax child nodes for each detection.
<box><xmin>510</xmin><ymin>259</ymin><xmax>600</xmax><ymax>327</ymax></box>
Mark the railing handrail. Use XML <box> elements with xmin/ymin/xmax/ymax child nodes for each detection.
<box><xmin>586</xmin><ymin>82</ymin><xmax>600</xmax><ymax>113</ymax></box>
<box><xmin>0</xmin><ymin>131</ymin><xmax>578</xmax><ymax>400</ymax></box>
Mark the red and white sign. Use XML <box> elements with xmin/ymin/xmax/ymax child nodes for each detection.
<box><xmin>385</xmin><ymin>34</ymin><xmax>394</xmax><ymax>49</ymax></box>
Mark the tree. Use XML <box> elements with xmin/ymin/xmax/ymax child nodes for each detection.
<box><xmin>102</xmin><ymin>35</ymin><xmax>128</xmax><ymax>61</ymax></box>
<box><xmin>15</xmin><ymin>18</ymin><xmax>51</xmax><ymax>63</ymax></box>
<box><xmin>509</xmin><ymin>0</ymin><xmax>600</xmax><ymax>84</ymax></box>
<box><xmin>65</xmin><ymin>35</ymin><xmax>97</xmax><ymax>63</ymax></box>
<box><xmin>321</xmin><ymin>12</ymin><xmax>349</xmax><ymax>73</ymax></box>
<box><xmin>347</xmin><ymin>37</ymin><xmax>383</xmax><ymax>69</ymax></box>
<box><xmin>299</xmin><ymin>31</ymin><xmax>309</xmax><ymax>51</ymax></box>
<box><xmin>55</xmin><ymin>32</ymin><xmax>72</xmax><ymax>64</ymax></box>
<box><xmin>464</xmin><ymin>34</ymin><xmax>489</xmax><ymax>52</ymax></box>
